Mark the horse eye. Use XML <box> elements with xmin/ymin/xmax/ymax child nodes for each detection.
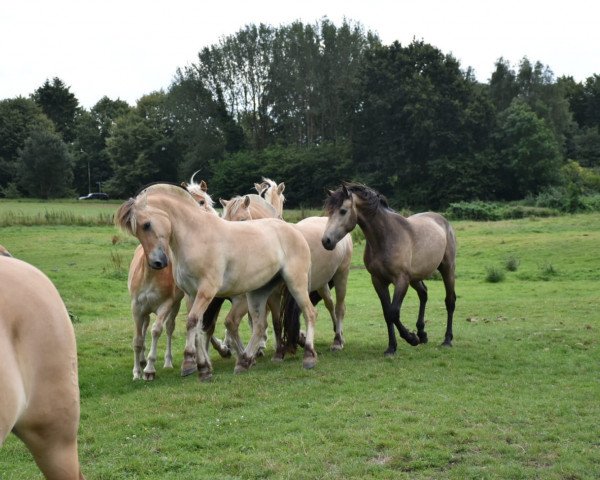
<box><xmin>339</xmin><ymin>208</ymin><xmax>347</xmax><ymax>215</ymax></box>
<box><xmin>142</xmin><ymin>222</ymin><xmax>151</xmax><ymax>231</ymax></box>
<box><xmin>199</xmin><ymin>200</ymin><xmax>205</xmax><ymax>205</ymax></box>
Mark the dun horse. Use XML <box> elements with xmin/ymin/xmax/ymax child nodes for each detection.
<box><xmin>322</xmin><ymin>183</ymin><xmax>456</xmax><ymax>355</ymax></box>
<box><xmin>116</xmin><ymin>183</ymin><xmax>317</xmax><ymax>380</ymax></box>
<box><xmin>127</xmin><ymin>177</ymin><xmax>229</xmax><ymax>381</ymax></box>
<box><xmin>0</xmin><ymin>254</ymin><xmax>85</xmax><ymax>479</ymax></box>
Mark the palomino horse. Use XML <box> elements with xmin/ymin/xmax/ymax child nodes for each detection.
<box><xmin>127</xmin><ymin>177</ymin><xmax>229</xmax><ymax>381</ymax></box>
<box><xmin>116</xmin><ymin>183</ymin><xmax>317</xmax><ymax>380</ymax></box>
<box><xmin>219</xmin><ymin>193</ymin><xmax>281</xmax><ymax>357</ymax></box>
<box><xmin>322</xmin><ymin>183</ymin><xmax>456</xmax><ymax>355</ymax></box>
<box><xmin>254</xmin><ymin>177</ymin><xmax>285</xmax><ymax>218</ymax></box>
<box><xmin>0</xmin><ymin>255</ymin><xmax>85</xmax><ymax>479</ymax></box>
<box><xmin>281</xmin><ymin>216</ymin><xmax>353</xmax><ymax>352</ymax></box>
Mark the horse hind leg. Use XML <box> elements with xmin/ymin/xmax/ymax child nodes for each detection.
<box><xmin>438</xmin><ymin>262</ymin><xmax>456</xmax><ymax>347</ymax></box>
<box><xmin>235</xmin><ymin>291</ymin><xmax>270</xmax><ymax>374</ymax></box>
<box><xmin>410</xmin><ymin>280</ymin><xmax>429</xmax><ymax>344</ymax></box>
<box><xmin>162</xmin><ymin>299</ymin><xmax>181</xmax><ymax>369</ymax></box>
<box><xmin>318</xmin><ymin>284</ymin><xmax>343</xmax><ymax>351</ymax></box>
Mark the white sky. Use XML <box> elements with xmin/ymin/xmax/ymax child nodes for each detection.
<box><xmin>1</xmin><ymin>0</ymin><xmax>598</xmax><ymax>109</ymax></box>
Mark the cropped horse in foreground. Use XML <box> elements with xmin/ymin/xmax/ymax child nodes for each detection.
<box><xmin>127</xmin><ymin>177</ymin><xmax>229</xmax><ymax>381</ymax></box>
<box><xmin>0</xmin><ymin>255</ymin><xmax>85</xmax><ymax>479</ymax></box>
<box><xmin>322</xmin><ymin>183</ymin><xmax>456</xmax><ymax>355</ymax></box>
<box><xmin>116</xmin><ymin>183</ymin><xmax>317</xmax><ymax>380</ymax></box>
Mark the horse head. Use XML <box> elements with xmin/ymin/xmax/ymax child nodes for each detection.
<box><xmin>116</xmin><ymin>190</ymin><xmax>173</xmax><ymax>270</ymax></box>
<box><xmin>183</xmin><ymin>175</ymin><xmax>219</xmax><ymax>216</ymax></box>
<box><xmin>322</xmin><ymin>183</ymin><xmax>359</xmax><ymax>250</ymax></box>
<box><xmin>220</xmin><ymin>195</ymin><xmax>252</xmax><ymax>221</ymax></box>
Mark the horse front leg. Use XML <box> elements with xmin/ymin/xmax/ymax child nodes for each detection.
<box><xmin>410</xmin><ymin>280</ymin><xmax>429</xmax><ymax>344</ymax></box>
<box><xmin>182</xmin><ymin>289</ymin><xmax>217</xmax><ymax>381</ymax></box>
<box><xmin>131</xmin><ymin>304</ymin><xmax>149</xmax><ymax>380</ymax></box>
<box><xmin>318</xmin><ymin>284</ymin><xmax>342</xmax><ymax>351</ymax></box>
<box><xmin>371</xmin><ymin>276</ymin><xmax>398</xmax><ymax>356</ymax></box>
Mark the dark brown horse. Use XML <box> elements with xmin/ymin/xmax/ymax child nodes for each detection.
<box><xmin>322</xmin><ymin>183</ymin><xmax>456</xmax><ymax>355</ymax></box>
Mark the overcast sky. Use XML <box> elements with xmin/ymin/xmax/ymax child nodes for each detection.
<box><xmin>1</xmin><ymin>0</ymin><xmax>598</xmax><ymax>109</ymax></box>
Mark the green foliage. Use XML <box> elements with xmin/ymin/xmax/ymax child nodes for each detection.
<box><xmin>485</xmin><ymin>265</ymin><xmax>505</xmax><ymax>283</ymax></box>
<box><xmin>493</xmin><ymin>99</ymin><xmax>562</xmax><ymax>199</ymax></box>
<box><xmin>31</xmin><ymin>77</ymin><xmax>80</xmax><ymax>142</ymax></box>
<box><xmin>0</xmin><ymin>97</ymin><xmax>55</xmax><ymax>188</ymax></box>
<box><xmin>16</xmin><ymin>129</ymin><xmax>74</xmax><ymax>198</ymax></box>
<box><xmin>504</xmin><ymin>255</ymin><xmax>520</xmax><ymax>272</ymax></box>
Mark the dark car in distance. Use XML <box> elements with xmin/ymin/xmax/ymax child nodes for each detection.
<box><xmin>78</xmin><ymin>192</ymin><xmax>109</xmax><ymax>200</ymax></box>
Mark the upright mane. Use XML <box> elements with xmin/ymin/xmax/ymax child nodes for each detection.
<box><xmin>324</xmin><ymin>183</ymin><xmax>390</xmax><ymax>216</ymax></box>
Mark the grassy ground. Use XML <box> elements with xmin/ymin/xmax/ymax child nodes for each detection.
<box><xmin>0</xmin><ymin>203</ymin><xmax>599</xmax><ymax>479</ymax></box>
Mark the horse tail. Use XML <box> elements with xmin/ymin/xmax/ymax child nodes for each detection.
<box><xmin>202</xmin><ymin>297</ymin><xmax>226</xmax><ymax>331</ymax></box>
<box><xmin>281</xmin><ymin>287</ymin><xmax>327</xmax><ymax>352</ymax></box>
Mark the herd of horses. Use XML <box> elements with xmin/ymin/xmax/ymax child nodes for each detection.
<box><xmin>0</xmin><ymin>176</ymin><xmax>457</xmax><ymax>479</ymax></box>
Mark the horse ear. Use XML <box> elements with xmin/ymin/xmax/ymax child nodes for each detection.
<box><xmin>327</xmin><ymin>189</ymin><xmax>335</xmax><ymax>197</ymax></box>
<box><xmin>277</xmin><ymin>182</ymin><xmax>285</xmax><ymax>194</ymax></box>
<box><xmin>200</xmin><ymin>180</ymin><xmax>208</xmax><ymax>192</ymax></box>
<box><xmin>254</xmin><ymin>183</ymin><xmax>262</xmax><ymax>193</ymax></box>
<box><xmin>219</xmin><ymin>198</ymin><xmax>228</xmax><ymax>207</ymax></box>
<box><xmin>243</xmin><ymin>195</ymin><xmax>251</xmax><ymax>207</ymax></box>
<box><xmin>341</xmin><ymin>184</ymin><xmax>350</xmax><ymax>198</ymax></box>
<box><xmin>181</xmin><ymin>182</ymin><xmax>189</xmax><ymax>188</ymax></box>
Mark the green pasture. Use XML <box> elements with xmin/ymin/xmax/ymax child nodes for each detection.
<box><xmin>0</xmin><ymin>203</ymin><xmax>599</xmax><ymax>479</ymax></box>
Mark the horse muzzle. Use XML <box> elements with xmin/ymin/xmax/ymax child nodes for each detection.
<box><xmin>321</xmin><ymin>236</ymin><xmax>336</xmax><ymax>251</ymax></box>
<box><xmin>148</xmin><ymin>249</ymin><xmax>169</xmax><ymax>270</ymax></box>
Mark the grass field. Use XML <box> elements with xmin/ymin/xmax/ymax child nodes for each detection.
<box><xmin>0</xmin><ymin>201</ymin><xmax>599</xmax><ymax>479</ymax></box>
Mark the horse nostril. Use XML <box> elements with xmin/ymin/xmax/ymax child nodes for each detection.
<box><xmin>152</xmin><ymin>261</ymin><xmax>163</xmax><ymax>269</ymax></box>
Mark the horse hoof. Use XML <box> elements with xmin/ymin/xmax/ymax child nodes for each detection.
<box><xmin>256</xmin><ymin>347</ymin><xmax>266</xmax><ymax>358</ymax></box>
<box><xmin>180</xmin><ymin>361</ymin><xmax>198</xmax><ymax>377</ymax></box>
<box><xmin>143</xmin><ymin>372</ymin><xmax>155</xmax><ymax>381</ymax></box>
<box><xmin>272</xmin><ymin>353</ymin><xmax>284</xmax><ymax>362</ymax></box>
<box><xmin>199</xmin><ymin>371</ymin><xmax>213</xmax><ymax>382</ymax></box>
<box><xmin>441</xmin><ymin>341</ymin><xmax>453</xmax><ymax>347</ymax></box>
<box><xmin>408</xmin><ymin>334</ymin><xmax>420</xmax><ymax>346</ymax></box>
<box><xmin>234</xmin><ymin>364</ymin><xmax>249</xmax><ymax>374</ymax></box>
<box><xmin>383</xmin><ymin>349</ymin><xmax>396</xmax><ymax>357</ymax></box>
<box><xmin>303</xmin><ymin>356</ymin><xmax>317</xmax><ymax>369</ymax></box>
<box><xmin>330</xmin><ymin>342</ymin><xmax>344</xmax><ymax>352</ymax></box>
<box><xmin>418</xmin><ymin>332</ymin><xmax>428</xmax><ymax>344</ymax></box>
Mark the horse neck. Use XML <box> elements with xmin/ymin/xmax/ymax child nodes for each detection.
<box><xmin>356</xmin><ymin>206</ymin><xmax>406</xmax><ymax>248</ymax></box>
<box><xmin>154</xmin><ymin>195</ymin><xmax>216</xmax><ymax>255</ymax></box>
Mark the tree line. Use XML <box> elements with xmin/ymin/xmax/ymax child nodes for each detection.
<box><xmin>1</xmin><ymin>19</ymin><xmax>599</xmax><ymax>209</ymax></box>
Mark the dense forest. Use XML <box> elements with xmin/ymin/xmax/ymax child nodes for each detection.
<box><xmin>1</xmin><ymin>19</ymin><xmax>599</xmax><ymax>210</ymax></box>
